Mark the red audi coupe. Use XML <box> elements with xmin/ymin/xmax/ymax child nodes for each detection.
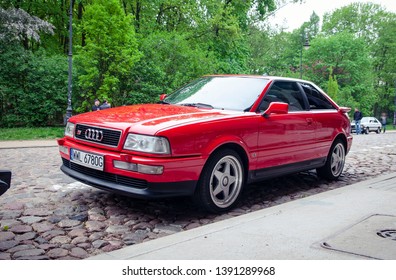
<box><xmin>58</xmin><ymin>75</ymin><xmax>352</xmax><ymax>213</ymax></box>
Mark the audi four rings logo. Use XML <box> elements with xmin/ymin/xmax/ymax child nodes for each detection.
<box><xmin>85</xmin><ymin>129</ymin><xmax>104</xmax><ymax>141</ymax></box>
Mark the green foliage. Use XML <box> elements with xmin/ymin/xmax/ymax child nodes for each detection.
<box><xmin>0</xmin><ymin>43</ymin><xmax>68</xmax><ymax>127</ymax></box>
<box><xmin>75</xmin><ymin>0</ymin><xmax>141</xmax><ymax>111</ymax></box>
<box><xmin>304</xmin><ymin>32</ymin><xmax>373</xmax><ymax>112</ymax></box>
<box><xmin>327</xmin><ymin>68</ymin><xmax>339</xmax><ymax>101</ymax></box>
<box><xmin>1</xmin><ymin>0</ymin><xmax>396</xmax><ymax>126</ymax></box>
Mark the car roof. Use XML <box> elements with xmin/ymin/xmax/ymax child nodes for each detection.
<box><xmin>204</xmin><ymin>74</ymin><xmax>312</xmax><ymax>83</ymax></box>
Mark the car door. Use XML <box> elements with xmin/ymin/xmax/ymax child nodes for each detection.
<box><xmin>299</xmin><ymin>82</ymin><xmax>339</xmax><ymax>158</ymax></box>
<box><xmin>255</xmin><ymin>81</ymin><xmax>316</xmax><ymax>172</ymax></box>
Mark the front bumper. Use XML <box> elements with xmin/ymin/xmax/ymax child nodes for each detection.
<box><xmin>61</xmin><ymin>160</ymin><xmax>197</xmax><ymax>198</ymax></box>
<box><xmin>58</xmin><ymin>138</ymin><xmax>202</xmax><ymax>198</ymax></box>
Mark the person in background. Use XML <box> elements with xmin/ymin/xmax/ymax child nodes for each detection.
<box><xmin>100</xmin><ymin>100</ymin><xmax>111</xmax><ymax>110</ymax></box>
<box><xmin>353</xmin><ymin>108</ymin><xmax>363</xmax><ymax>135</ymax></box>
<box><xmin>380</xmin><ymin>112</ymin><xmax>387</xmax><ymax>133</ymax></box>
<box><xmin>92</xmin><ymin>99</ymin><xmax>100</xmax><ymax>111</ymax></box>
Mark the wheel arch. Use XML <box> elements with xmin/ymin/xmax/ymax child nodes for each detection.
<box><xmin>334</xmin><ymin>133</ymin><xmax>348</xmax><ymax>154</ymax></box>
<box><xmin>204</xmin><ymin>142</ymin><xmax>250</xmax><ymax>183</ymax></box>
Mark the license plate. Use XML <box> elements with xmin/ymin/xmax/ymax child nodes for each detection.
<box><xmin>70</xmin><ymin>149</ymin><xmax>104</xmax><ymax>171</ymax></box>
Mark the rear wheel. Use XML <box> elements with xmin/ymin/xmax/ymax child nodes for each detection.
<box><xmin>195</xmin><ymin>149</ymin><xmax>245</xmax><ymax>213</ymax></box>
<box><xmin>316</xmin><ymin>139</ymin><xmax>346</xmax><ymax>180</ymax></box>
<box><xmin>376</xmin><ymin>127</ymin><xmax>381</xmax><ymax>134</ymax></box>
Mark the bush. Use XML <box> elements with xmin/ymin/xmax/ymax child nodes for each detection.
<box><xmin>0</xmin><ymin>44</ymin><xmax>68</xmax><ymax>127</ymax></box>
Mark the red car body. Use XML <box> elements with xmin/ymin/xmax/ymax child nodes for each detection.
<box><xmin>58</xmin><ymin>75</ymin><xmax>352</xmax><ymax>212</ymax></box>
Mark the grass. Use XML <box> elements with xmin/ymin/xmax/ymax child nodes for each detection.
<box><xmin>0</xmin><ymin>126</ymin><xmax>65</xmax><ymax>141</ymax></box>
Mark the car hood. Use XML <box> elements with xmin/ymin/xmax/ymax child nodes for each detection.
<box><xmin>69</xmin><ymin>104</ymin><xmax>241</xmax><ymax>135</ymax></box>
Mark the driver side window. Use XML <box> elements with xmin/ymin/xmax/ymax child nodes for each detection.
<box><xmin>258</xmin><ymin>81</ymin><xmax>305</xmax><ymax>112</ymax></box>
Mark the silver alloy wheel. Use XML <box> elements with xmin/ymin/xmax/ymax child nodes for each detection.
<box><xmin>330</xmin><ymin>142</ymin><xmax>345</xmax><ymax>177</ymax></box>
<box><xmin>209</xmin><ymin>155</ymin><xmax>243</xmax><ymax>209</ymax></box>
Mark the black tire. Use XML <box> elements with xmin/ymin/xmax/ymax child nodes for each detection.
<box><xmin>364</xmin><ymin>127</ymin><xmax>369</xmax><ymax>134</ymax></box>
<box><xmin>194</xmin><ymin>149</ymin><xmax>245</xmax><ymax>213</ymax></box>
<box><xmin>376</xmin><ymin>127</ymin><xmax>381</xmax><ymax>134</ymax></box>
<box><xmin>316</xmin><ymin>139</ymin><xmax>346</xmax><ymax>180</ymax></box>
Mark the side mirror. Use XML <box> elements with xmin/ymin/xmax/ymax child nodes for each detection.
<box><xmin>0</xmin><ymin>170</ymin><xmax>12</xmax><ymax>196</ymax></box>
<box><xmin>159</xmin><ymin>94</ymin><xmax>167</xmax><ymax>101</ymax></box>
<box><xmin>263</xmin><ymin>102</ymin><xmax>288</xmax><ymax>118</ymax></box>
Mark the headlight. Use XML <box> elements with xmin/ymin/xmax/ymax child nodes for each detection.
<box><xmin>65</xmin><ymin>122</ymin><xmax>75</xmax><ymax>138</ymax></box>
<box><xmin>123</xmin><ymin>134</ymin><xmax>170</xmax><ymax>154</ymax></box>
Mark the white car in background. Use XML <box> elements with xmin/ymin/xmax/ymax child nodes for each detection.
<box><xmin>351</xmin><ymin>117</ymin><xmax>382</xmax><ymax>134</ymax></box>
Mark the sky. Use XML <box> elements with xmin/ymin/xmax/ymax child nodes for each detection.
<box><xmin>268</xmin><ymin>0</ymin><xmax>396</xmax><ymax>31</ymax></box>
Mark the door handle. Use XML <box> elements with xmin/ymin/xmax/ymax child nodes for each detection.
<box><xmin>306</xmin><ymin>118</ymin><xmax>313</xmax><ymax>125</ymax></box>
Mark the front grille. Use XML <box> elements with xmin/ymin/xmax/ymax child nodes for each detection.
<box><xmin>75</xmin><ymin>124</ymin><xmax>121</xmax><ymax>147</ymax></box>
<box><xmin>62</xmin><ymin>158</ymin><xmax>147</xmax><ymax>189</ymax></box>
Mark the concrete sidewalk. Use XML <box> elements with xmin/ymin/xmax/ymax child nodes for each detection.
<box><xmin>0</xmin><ymin>139</ymin><xmax>58</xmax><ymax>149</ymax></box>
<box><xmin>89</xmin><ymin>172</ymin><xmax>396</xmax><ymax>260</ymax></box>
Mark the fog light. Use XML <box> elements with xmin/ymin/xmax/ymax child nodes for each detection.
<box><xmin>113</xmin><ymin>160</ymin><xmax>138</xmax><ymax>172</ymax></box>
<box><xmin>113</xmin><ymin>160</ymin><xmax>163</xmax><ymax>175</ymax></box>
<box><xmin>138</xmin><ymin>164</ymin><xmax>164</xmax><ymax>175</ymax></box>
<box><xmin>59</xmin><ymin>145</ymin><xmax>69</xmax><ymax>155</ymax></box>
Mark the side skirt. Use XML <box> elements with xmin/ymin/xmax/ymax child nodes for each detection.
<box><xmin>247</xmin><ymin>157</ymin><xmax>326</xmax><ymax>184</ymax></box>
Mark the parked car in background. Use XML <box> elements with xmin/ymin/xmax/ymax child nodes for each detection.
<box><xmin>351</xmin><ymin>117</ymin><xmax>382</xmax><ymax>134</ymax></box>
<box><xmin>58</xmin><ymin>75</ymin><xmax>353</xmax><ymax>213</ymax></box>
<box><xmin>0</xmin><ymin>170</ymin><xmax>11</xmax><ymax>196</ymax></box>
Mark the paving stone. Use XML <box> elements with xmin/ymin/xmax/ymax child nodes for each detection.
<box><xmin>58</xmin><ymin>219</ymin><xmax>81</xmax><ymax>228</ymax></box>
<box><xmin>0</xmin><ymin>211</ymin><xmax>23</xmax><ymax>219</ymax></box>
<box><xmin>32</xmin><ymin>222</ymin><xmax>55</xmax><ymax>233</ymax></box>
<box><xmin>70</xmin><ymin>247</ymin><xmax>89</xmax><ymax>259</ymax></box>
<box><xmin>123</xmin><ymin>230</ymin><xmax>149</xmax><ymax>245</ymax></box>
<box><xmin>68</xmin><ymin>228</ymin><xmax>87</xmax><ymax>238</ymax></box>
<box><xmin>13</xmin><ymin>249</ymin><xmax>45</xmax><ymax>259</ymax></box>
<box><xmin>9</xmin><ymin>224</ymin><xmax>33</xmax><ymax>233</ymax></box>
<box><xmin>18</xmin><ymin>216</ymin><xmax>45</xmax><ymax>224</ymax></box>
<box><xmin>15</xmin><ymin>232</ymin><xmax>37</xmax><ymax>242</ymax></box>
<box><xmin>23</xmin><ymin>208</ymin><xmax>53</xmax><ymax>217</ymax></box>
<box><xmin>0</xmin><ymin>252</ymin><xmax>11</xmax><ymax>260</ymax></box>
<box><xmin>0</xmin><ymin>240</ymin><xmax>19</xmax><ymax>251</ymax></box>
<box><xmin>42</xmin><ymin>230</ymin><xmax>66</xmax><ymax>239</ymax></box>
<box><xmin>153</xmin><ymin>224</ymin><xmax>183</xmax><ymax>234</ymax></box>
<box><xmin>47</xmin><ymin>248</ymin><xmax>69</xmax><ymax>259</ymax></box>
<box><xmin>3</xmin><ymin>202</ymin><xmax>25</xmax><ymax>210</ymax></box>
<box><xmin>50</xmin><ymin>236</ymin><xmax>72</xmax><ymax>244</ymax></box>
<box><xmin>85</xmin><ymin>221</ymin><xmax>106</xmax><ymax>232</ymax></box>
<box><xmin>71</xmin><ymin>236</ymin><xmax>89</xmax><ymax>245</ymax></box>
<box><xmin>92</xmin><ymin>240</ymin><xmax>109</xmax><ymax>249</ymax></box>
<box><xmin>105</xmin><ymin>225</ymin><xmax>130</xmax><ymax>234</ymax></box>
<box><xmin>132</xmin><ymin>222</ymin><xmax>153</xmax><ymax>231</ymax></box>
<box><xmin>8</xmin><ymin>244</ymin><xmax>36</xmax><ymax>253</ymax></box>
<box><xmin>89</xmin><ymin>232</ymin><xmax>106</xmax><ymax>241</ymax></box>
<box><xmin>0</xmin><ymin>231</ymin><xmax>15</xmax><ymax>241</ymax></box>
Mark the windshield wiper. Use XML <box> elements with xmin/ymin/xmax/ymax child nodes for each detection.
<box><xmin>179</xmin><ymin>103</ymin><xmax>214</xmax><ymax>109</ymax></box>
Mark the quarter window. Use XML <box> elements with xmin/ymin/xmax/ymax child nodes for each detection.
<box><xmin>300</xmin><ymin>83</ymin><xmax>335</xmax><ymax>110</ymax></box>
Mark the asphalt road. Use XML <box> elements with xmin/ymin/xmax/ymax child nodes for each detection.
<box><xmin>1</xmin><ymin>132</ymin><xmax>395</xmax><ymax>259</ymax></box>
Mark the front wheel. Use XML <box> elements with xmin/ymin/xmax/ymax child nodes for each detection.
<box><xmin>316</xmin><ymin>139</ymin><xmax>346</xmax><ymax>180</ymax></box>
<box><xmin>194</xmin><ymin>149</ymin><xmax>245</xmax><ymax>213</ymax></box>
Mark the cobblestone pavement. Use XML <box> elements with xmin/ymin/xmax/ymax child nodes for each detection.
<box><xmin>1</xmin><ymin>132</ymin><xmax>395</xmax><ymax>260</ymax></box>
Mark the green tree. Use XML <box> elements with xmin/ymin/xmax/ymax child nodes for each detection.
<box><xmin>304</xmin><ymin>32</ymin><xmax>373</xmax><ymax>114</ymax></box>
<box><xmin>322</xmin><ymin>3</ymin><xmax>396</xmax><ymax>116</ymax></box>
<box><xmin>75</xmin><ymin>0</ymin><xmax>141</xmax><ymax>111</ymax></box>
<box><xmin>327</xmin><ymin>67</ymin><xmax>339</xmax><ymax>101</ymax></box>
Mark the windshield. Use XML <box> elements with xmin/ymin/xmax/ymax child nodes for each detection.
<box><xmin>163</xmin><ymin>76</ymin><xmax>269</xmax><ymax>111</ymax></box>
